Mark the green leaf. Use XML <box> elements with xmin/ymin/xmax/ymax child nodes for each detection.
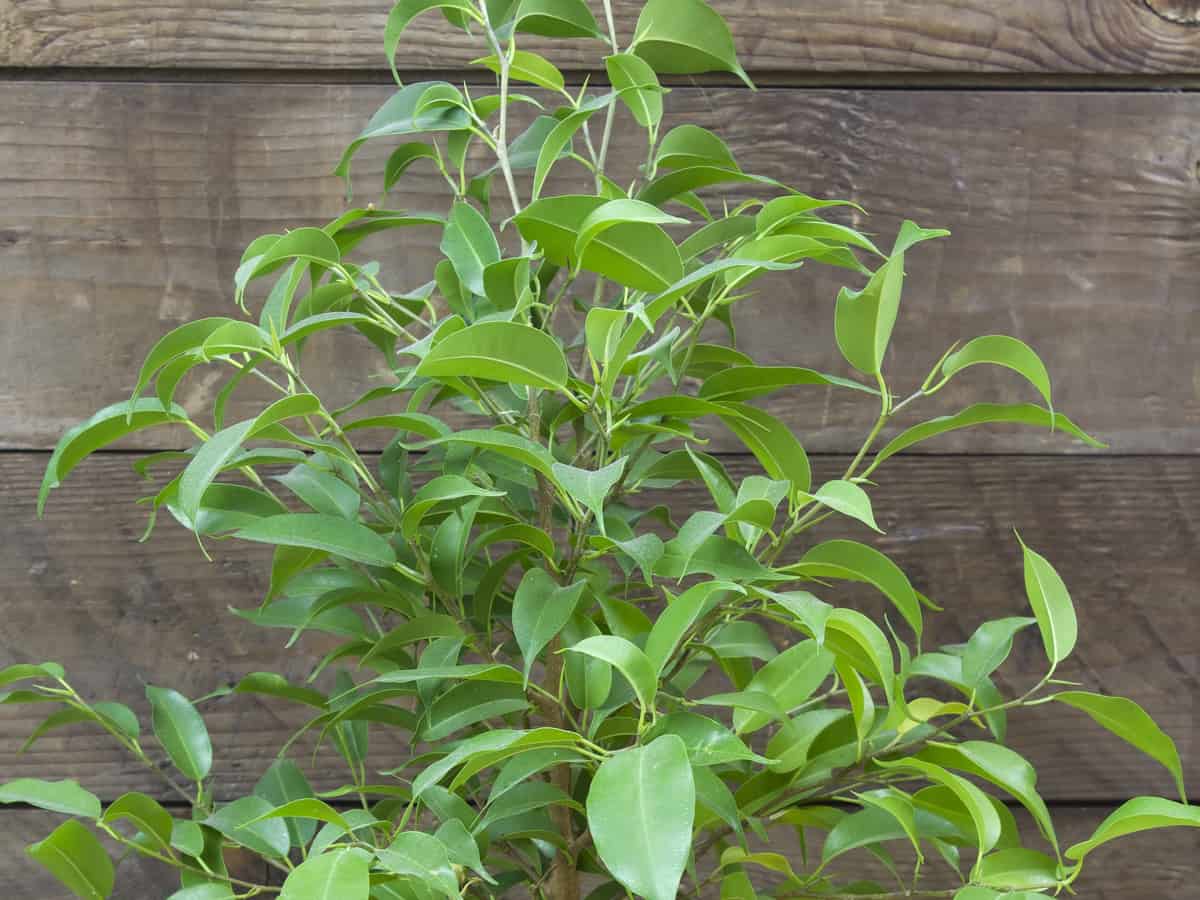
<box><xmin>961</xmin><ymin>617</ymin><xmax>1036</xmax><ymax>689</ymax></box>
<box><xmin>876</xmin><ymin>757</ymin><xmax>1001</xmax><ymax>857</ymax></box>
<box><xmin>234</xmin><ymin>514</ymin><xmax>396</xmax><ymax>568</ymax></box>
<box><xmin>734</xmin><ymin>641</ymin><xmax>835</xmax><ymax>735</ymax></box>
<box><xmin>645</xmin><ymin>581</ymin><xmax>741</xmax><ymax>677</ymax></box>
<box><xmin>478</xmin><ymin>781</ymin><xmax>582</xmax><ymax>831</ymax></box>
<box><xmin>26</xmin><ymin>820</ymin><xmax>114</xmax><ymax>900</ymax></box>
<box><xmin>436</xmin><ymin>818</ymin><xmax>495</xmax><ymax>883</ymax></box>
<box><xmin>39</xmin><ymin>399</ymin><xmax>188</xmax><ymax>515</ymax></box>
<box><xmin>1065</xmin><ymin>797</ymin><xmax>1200</xmax><ymax>862</ymax></box>
<box><xmin>715</xmin><ymin>402</ymin><xmax>811</xmax><ymax>496</ymax></box>
<box><xmin>565</xmin><ymin>635</ymin><xmax>657</xmax><ymax>713</ymax></box>
<box><xmin>473</xmin><ymin>50</ymin><xmax>566</xmax><ymax>93</ymax></box>
<box><xmin>417</xmin><ymin>320</ymin><xmax>569</xmax><ymax>390</ymax></box>
<box><xmin>823</xmin><ymin>608</ymin><xmax>895</xmax><ymax>703</ymax></box>
<box><xmin>377</xmin><ymin>832</ymin><xmax>460</xmax><ymax>900</ymax></box>
<box><xmin>254</xmin><ymin>759</ymin><xmax>318</xmax><ymax>848</ymax></box>
<box><xmin>146</xmin><ymin>686</ymin><xmax>212</xmax><ymax>782</ymax></box>
<box><xmin>631</xmin><ymin>0</ymin><xmax>752</xmax><ymax>88</ymax></box>
<box><xmin>869</xmin><ymin>403</ymin><xmax>1104</xmax><ymax>471</ymax></box>
<box><xmin>440</xmin><ymin>201</ymin><xmax>501</xmax><ymax>296</ymax></box>
<box><xmin>385</xmin><ymin>2</ymin><xmax>481</xmax><ymax>80</ymax></box>
<box><xmin>974</xmin><ymin>848</ymin><xmax>1060</xmax><ymax>892</ymax></box>
<box><xmin>0</xmin><ymin>779</ymin><xmax>101</xmax><ymax>819</ymax></box>
<box><xmin>838</xmin><ymin>662</ymin><xmax>875</xmax><ymax>758</ymax></box>
<box><xmin>100</xmin><ymin>792</ymin><xmax>173</xmax><ymax>851</ymax></box>
<box><xmin>513</xmin><ymin>569</ymin><xmax>587</xmax><ymax>684</ymax></box>
<box><xmin>654</xmin><ymin>124</ymin><xmax>738</xmax><ymax>171</ymax></box>
<box><xmin>280</xmin><ymin>847</ymin><xmax>372</xmax><ymax>900</ymax></box>
<box><xmin>915</xmin><ymin>742</ymin><xmax>1057</xmax><ymax>851</ymax></box>
<box><xmin>0</xmin><ymin>661</ymin><xmax>64</xmax><ymax>687</ymax></box>
<box><xmin>401</xmin><ymin>474</ymin><xmax>505</xmax><ymax>540</ymax></box>
<box><xmin>532</xmin><ymin>105</ymin><xmax>603</xmax><ymax>201</ymax></box>
<box><xmin>167</xmin><ymin>885</ymin><xmax>235</xmax><ymax>900</ymax></box>
<box><xmin>414</xmin><ymin>429</ymin><xmax>557</xmax><ymax>478</ymax></box>
<box><xmin>790</xmin><ymin>540</ymin><xmax>921</xmax><ymax>637</ymax></box>
<box><xmin>638</xmin><ymin>166</ymin><xmax>775</xmax><ymax>208</ymax></box>
<box><xmin>579</xmin><ymin>219</ymin><xmax>685</xmax><ymax>293</ymax></box>
<box><xmin>648</xmin><ymin>712</ymin><xmax>769</xmax><ymax>767</ymax></box>
<box><xmin>512</xmin><ymin>0</ymin><xmax>601</xmax><ymax>38</ymax></box>
<box><xmin>335</xmin><ymin>82</ymin><xmax>470</xmax><ymax>182</ymax></box>
<box><xmin>384</xmin><ymin>142</ymin><xmax>441</xmax><ymax>191</ymax></box>
<box><xmin>235</xmin><ymin>229</ymin><xmax>341</xmax><ymax>307</ymax></box>
<box><xmin>1054</xmin><ymin>691</ymin><xmax>1187</xmax><ymax>802</ymax></box>
<box><xmin>575</xmin><ymin>199</ymin><xmax>688</xmax><ymax>266</ymax></box>
<box><xmin>205</xmin><ymin>796</ymin><xmax>291</xmax><ymax>859</ymax></box>
<box><xmin>798</xmin><ymin>481</ymin><xmax>883</xmax><ymax>533</ymax></box>
<box><xmin>423</xmin><ymin>682</ymin><xmax>530</xmax><ymax>741</ymax></box>
<box><xmin>513</xmin><ymin>194</ymin><xmax>605</xmax><ymax>266</ymax></box>
<box><xmin>606</xmin><ymin>53</ymin><xmax>664</xmax><ymax>128</ymax></box>
<box><xmin>276</xmin><ymin>464</ymin><xmax>360</xmax><ymax>520</ymax></box>
<box><xmin>821</xmin><ymin>802</ymin><xmax>913</xmax><ymax>865</ymax></box>
<box><xmin>551</xmin><ymin>458</ymin><xmax>626</xmax><ymax>534</ymax></box>
<box><xmin>588</xmin><ymin>734</ymin><xmax>695</xmax><ymax>900</ymax></box>
<box><xmin>699</xmin><ymin>365</ymin><xmax>875</xmax><ymax>402</ymax></box>
<box><xmin>834</xmin><ymin>221</ymin><xmax>949</xmax><ymax>375</ymax></box>
<box><xmin>939</xmin><ymin>335</ymin><xmax>1053</xmax><ymax>410</ymax></box>
<box><xmin>1017</xmin><ymin>535</ymin><xmax>1077</xmax><ymax>667</ymax></box>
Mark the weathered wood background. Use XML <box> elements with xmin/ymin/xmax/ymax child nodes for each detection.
<box><xmin>1</xmin><ymin>1</ymin><xmax>1197</xmax><ymax>896</ymax></box>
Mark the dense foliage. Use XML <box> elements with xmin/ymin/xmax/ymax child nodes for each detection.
<box><xmin>10</xmin><ymin>1</ymin><xmax>1197</xmax><ymax>898</ymax></box>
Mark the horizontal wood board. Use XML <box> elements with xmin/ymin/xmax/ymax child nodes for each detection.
<box><xmin>2</xmin><ymin>83</ymin><xmax>1197</xmax><ymax>453</ymax></box>
<box><xmin>4</xmin><ymin>452</ymin><xmax>1196</xmax><ymax>802</ymax></box>
<box><xmin>1</xmin><ymin>1</ymin><xmax>1199</xmax><ymax>75</ymax></box>
<box><xmin>2</xmin><ymin>805</ymin><xmax>1197</xmax><ymax>898</ymax></box>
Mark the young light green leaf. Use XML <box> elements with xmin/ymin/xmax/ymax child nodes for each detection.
<box><xmin>645</xmin><ymin>581</ymin><xmax>742</xmax><ymax>677</ymax></box>
<box><xmin>532</xmin><ymin>105</ymin><xmax>603</xmax><ymax>201</ymax></box>
<box><xmin>606</xmin><ymin>53</ymin><xmax>664</xmax><ymax>128</ymax></box>
<box><xmin>837</xmin><ymin>662</ymin><xmax>875</xmax><ymax>758</ymax></box>
<box><xmin>654</xmin><ymin>124</ymin><xmax>738</xmax><ymax>171</ymax></box>
<box><xmin>715</xmin><ymin>402</ymin><xmax>811</xmax><ymax>496</ymax></box>
<box><xmin>280</xmin><ymin>847</ymin><xmax>372</xmax><ymax>900</ymax></box>
<box><xmin>377</xmin><ymin>832</ymin><xmax>460</xmax><ymax>900</ymax></box>
<box><xmin>587</xmin><ymin>734</ymin><xmax>695</xmax><ymax>900</ymax></box>
<box><xmin>417</xmin><ymin>320</ymin><xmax>569</xmax><ymax>390</ymax></box>
<box><xmin>876</xmin><ymin>757</ymin><xmax>1002</xmax><ymax>857</ymax></box>
<box><xmin>205</xmin><ymin>796</ymin><xmax>291</xmax><ymax>859</ymax></box>
<box><xmin>834</xmin><ymin>221</ymin><xmax>949</xmax><ymax>376</ymax></box>
<box><xmin>512</xmin><ymin>0</ymin><xmax>601</xmax><ymax>38</ymax></box>
<box><xmin>790</xmin><ymin>540</ymin><xmax>921</xmax><ymax>637</ymax></box>
<box><xmin>974</xmin><ymin>848</ymin><xmax>1060</xmax><ymax>892</ymax></box>
<box><xmin>938</xmin><ymin>335</ymin><xmax>1053</xmax><ymax>410</ymax></box>
<box><xmin>798</xmin><ymin>480</ymin><xmax>883</xmax><ymax>533</ymax></box>
<box><xmin>699</xmin><ymin>365</ymin><xmax>876</xmax><ymax>402</ymax></box>
<box><xmin>961</xmin><ymin>617</ymin><xmax>1037</xmax><ymax>689</ymax></box>
<box><xmin>631</xmin><ymin>0</ymin><xmax>753</xmax><ymax>88</ymax></box>
<box><xmin>0</xmin><ymin>779</ymin><xmax>101</xmax><ymax>819</ymax></box>
<box><xmin>1055</xmin><ymin>691</ymin><xmax>1186</xmax><ymax>802</ymax></box>
<box><xmin>26</xmin><ymin>819</ymin><xmax>114</xmax><ymax>900</ymax></box>
<box><xmin>385</xmin><ymin>2</ymin><xmax>482</xmax><ymax>81</ymax></box>
<box><xmin>551</xmin><ymin>458</ymin><xmax>626</xmax><ymax>534</ymax></box>
<box><xmin>1017</xmin><ymin>535</ymin><xmax>1077</xmax><ymax>667</ymax></box>
<box><xmin>473</xmin><ymin>50</ymin><xmax>566</xmax><ymax>93</ymax></box>
<box><xmin>867</xmin><ymin>403</ymin><xmax>1104</xmax><ymax>473</ymax></box>
<box><xmin>513</xmin><ymin>569</ymin><xmax>587</xmax><ymax>685</ymax></box>
<box><xmin>1065</xmin><ymin>797</ymin><xmax>1200</xmax><ymax>862</ymax></box>
<box><xmin>234</xmin><ymin>514</ymin><xmax>396</xmax><ymax>568</ymax></box>
<box><xmin>146</xmin><ymin>686</ymin><xmax>212</xmax><ymax>782</ymax></box>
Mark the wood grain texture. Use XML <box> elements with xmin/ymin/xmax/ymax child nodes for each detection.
<box><xmin>1</xmin><ymin>1</ymin><xmax>1199</xmax><ymax>75</ymax></box>
<box><xmin>2</xmin><ymin>806</ymin><xmax>1197</xmax><ymax>899</ymax></box>
<box><xmin>2</xmin><ymin>82</ymin><xmax>1197</xmax><ymax>453</ymax></box>
<box><xmin>5</xmin><ymin>452</ymin><xmax>1196</xmax><ymax>802</ymax></box>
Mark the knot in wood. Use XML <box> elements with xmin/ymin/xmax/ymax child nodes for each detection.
<box><xmin>1144</xmin><ymin>0</ymin><xmax>1200</xmax><ymax>25</ymax></box>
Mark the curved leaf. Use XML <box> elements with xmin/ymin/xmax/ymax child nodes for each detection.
<box><xmin>26</xmin><ymin>820</ymin><xmax>114</xmax><ymax>900</ymax></box>
<box><xmin>513</xmin><ymin>569</ymin><xmax>587</xmax><ymax>684</ymax></box>
<box><xmin>234</xmin><ymin>514</ymin><xmax>396</xmax><ymax>568</ymax></box>
<box><xmin>631</xmin><ymin>0</ymin><xmax>752</xmax><ymax>87</ymax></box>
<box><xmin>0</xmin><ymin>779</ymin><xmax>101</xmax><ymax>819</ymax></box>
<box><xmin>1017</xmin><ymin>535</ymin><xmax>1077</xmax><ymax>667</ymax></box>
<box><xmin>417</xmin><ymin>321</ymin><xmax>569</xmax><ymax>390</ymax></box>
<box><xmin>1065</xmin><ymin>797</ymin><xmax>1200</xmax><ymax>862</ymax></box>
<box><xmin>146</xmin><ymin>686</ymin><xmax>212</xmax><ymax>783</ymax></box>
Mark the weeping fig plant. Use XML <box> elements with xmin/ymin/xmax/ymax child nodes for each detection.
<box><xmin>11</xmin><ymin>0</ymin><xmax>1197</xmax><ymax>898</ymax></box>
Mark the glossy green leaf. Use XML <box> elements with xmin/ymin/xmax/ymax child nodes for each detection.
<box><xmin>551</xmin><ymin>458</ymin><xmax>625</xmax><ymax>533</ymax></box>
<box><xmin>234</xmin><ymin>514</ymin><xmax>395</xmax><ymax>568</ymax></box>
<box><xmin>414</xmin><ymin>429</ymin><xmax>557</xmax><ymax>478</ymax></box>
<box><xmin>440</xmin><ymin>201</ymin><xmax>501</xmax><ymax>296</ymax></box>
<box><xmin>384</xmin><ymin>142</ymin><xmax>441</xmax><ymax>191</ymax></box>
<box><xmin>146</xmin><ymin>686</ymin><xmax>212</xmax><ymax>782</ymax></box>
<box><xmin>645</xmin><ymin>581</ymin><xmax>741</xmax><ymax>676</ymax></box>
<box><xmin>876</xmin><ymin>757</ymin><xmax>1001</xmax><ymax>856</ymax></box>
<box><xmin>532</xmin><ymin>106</ymin><xmax>603</xmax><ymax>201</ymax></box>
<box><xmin>631</xmin><ymin>0</ymin><xmax>752</xmax><ymax>87</ymax></box>
<box><xmin>474</xmin><ymin>50</ymin><xmax>566</xmax><ymax>93</ymax></box>
<box><xmin>512</xmin><ymin>0</ymin><xmax>601</xmax><ymax>38</ymax></box>
<box><xmin>648</xmin><ymin>712</ymin><xmax>769</xmax><ymax>767</ymax></box>
<box><xmin>423</xmin><ymin>681</ymin><xmax>530</xmax><ymax>741</ymax></box>
<box><xmin>790</xmin><ymin>540</ymin><xmax>921</xmax><ymax>637</ymax></box>
<box><xmin>254</xmin><ymin>759</ymin><xmax>318</xmax><ymax>848</ymax></box>
<box><xmin>735</xmin><ymin>641</ymin><xmax>835</xmax><ymax>735</ymax></box>
<box><xmin>1065</xmin><ymin>797</ymin><xmax>1200</xmax><ymax>862</ymax></box>
<box><xmin>385</xmin><ymin>2</ymin><xmax>481</xmax><ymax>80</ymax></box>
<box><xmin>869</xmin><ymin>403</ymin><xmax>1104</xmax><ymax>472</ymax></box>
<box><xmin>961</xmin><ymin>617</ymin><xmax>1037</xmax><ymax>689</ymax></box>
<box><xmin>417</xmin><ymin>320</ymin><xmax>569</xmax><ymax>390</ymax></box>
<box><xmin>799</xmin><ymin>481</ymin><xmax>883</xmax><ymax>533</ymax></box>
<box><xmin>205</xmin><ymin>796</ymin><xmax>291</xmax><ymax>859</ymax></box>
<box><xmin>939</xmin><ymin>335</ymin><xmax>1053</xmax><ymax>409</ymax></box>
<box><xmin>588</xmin><ymin>735</ymin><xmax>695</xmax><ymax>900</ymax></box>
<box><xmin>654</xmin><ymin>124</ymin><xmax>738</xmax><ymax>171</ymax></box>
<box><xmin>1017</xmin><ymin>535</ymin><xmax>1077</xmax><ymax>667</ymax></box>
<box><xmin>834</xmin><ymin>221</ymin><xmax>949</xmax><ymax>375</ymax></box>
<box><xmin>699</xmin><ymin>365</ymin><xmax>875</xmax><ymax>402</ymax></box>
<box><xmin>838</xmin><ymin>662</ymin><xmax>875</xmax><ymax>757</ymax></box>
<box><xmin>39</xmin><ymin>400</ymin><xmax>189</xmax><ymax>515</ymax></box>
<box><xmin>715</xmin><ymin>402</ymin><xmax>810</xmax><ymax>495</ymax></box>
<box><xmin>565</xmin><ymin>635</ymin><xmax>656</xmax><ymax>713</ymax></box>
<box><xmin>280</xmin><ymin>847</ymin><xmax>372</xmax><ymax>900</ymax></box>
<box><xmin>1055</xmin><ymin>691</ymin><xmax>1186</xmax><ymax>802</ymax></box>
<box><xmin>26</xmin><ymin>819</ymin><xmax>113</xmax><ymax>900</ymax></box>
<box><xmin>606</xmin><ymin>53</ymin><xmax>663</xmax><ymax>128</ymax></box>
<box><xmin>0</xmin><ymin>779</ymin><xmax>101</xmax><ymax>819</ymax></box>
<box><xmin>974</xmin><ymin>848</ymin><xmax>1060</xmax><ymax>892</ymax></box>
<box><xmin>513</xmin><ymin>569</ymin><xmax>587</xmax><ymax>684</ymax></box>
<box><xmin>377</xmin><ymin>832</ymin><xmax>460</xmax><ymax>900</ymax></box>
<box><xmin>100</xmin><ymin>792</ymin><xmax>173</xmax><ymax>851</ymax></box>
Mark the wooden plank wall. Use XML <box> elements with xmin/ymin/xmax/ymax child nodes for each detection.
<box><xmin>1</xmin><ymin>1</ymin><xmax>1197</xmax><ymax>896</ymax></box>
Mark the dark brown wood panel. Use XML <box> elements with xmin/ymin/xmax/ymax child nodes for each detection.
<box><xmin>2</xmin><ymin>83</ymin><xmax>1196</xmax><ymax>453</ymax></box>
<box><xmin>4</xmin><ymin>453</ymin><xmax>1196</xmax><ymax>802</ymax></box>
<box><xmin>2</xmin><ymin>805</ymin><xmax>1197</xmax><ymax>899</ymax></box>
<box><xmin>1</xmin><ymin>1</ymin><xmax>1198</xmax><ymax>75</ymax></box>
